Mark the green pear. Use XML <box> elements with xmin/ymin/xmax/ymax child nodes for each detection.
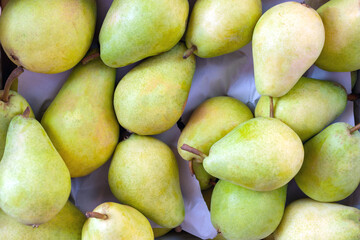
<box><xmin>0</xmin><ymin>201</ymin><xmax>86</xmax><ymax>240</ymax></box>
<box><xmin>315</xmin><ymin>0</ymin><xmax>360</xmax><ymax>72</ymax></box>
<box><xmin>255</xmin><ymin>77</ymin><xmax>347</xmax><ymax>141</ymax></box>
<box><xmin>41</xmin><ymin>57</ymin><xmax>119</xmax><ymax>178</ymax></box>
<box><xmin>82</xmin><ymin>202</ymin><xmax>154</xmax><ymax>240</ymax></box>
<box><xmin>184</xmin><ymin>0</ymin><xmax>262</xmax><ymax>58</ymax></box>
<box><xmin>113</xmin><ymin>43</ymin><xmax>195</xmax><ymax>135</ymax></box>
<box><xmin>193</xmin><ymin>162</ymin><xmax>217</xmax><ymax>190</ymax></box>
<box><xmin>272</xmin><ymin>199</ymin><xmax>360</xmax><ymax>240</ymax></box>
<box><xmin>253</xmin><ymin>2</ymin><xmax>325</xmax><ymax>97</ymax></box>
<box><xmin>295</xmin><ymin>122</ymin><xmax>360</xmax><ymax>202</ymax></box>
<box><xmin>153</xmin><ymin>228</ymin><xmax>172</xmax><ymax>238</ymax></box>
<box><xmin>99</xmin><ymin>0</ymin><xmax>189</xmax><ymax>68</ymax></box>
<box><xmin>211</xmin><ymin>180</ymin><xmax>287</xmax><ymax>240</ymax></box>
<box><xmin>108</xmin><ymin>134</ymin><xmax>185</xmax><ymax>228</ymax></box>
<box><xmin>0</xmin><ymin>110</ymin><xmax>71</xmax><ymax>225</ymax></box>
<box><xmin>0</xmin><ymin>0</ymin><xmax>96</xmax><ymax>74</ymax></box>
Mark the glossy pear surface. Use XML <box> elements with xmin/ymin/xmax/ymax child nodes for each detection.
<box><xmin>255</xmin><ymin>77</ymin><xmax>347</xmax><ymax>141</ymax></box>
<box><xmin>99</xmin><ymin>0</ymin><xmax>188</xmax><ymax>68</ymax></box>
<box><xmin>41</xmin><ymin>58</ymin><xmax>119</xmax><ymax>178</ymax></box>
<box><xmin>108</xmin><ymin>135</ymin><xmax>185</xmax><ymax>228</ymax></box>
<box><xmin>253</xmin><ymin>2</ymin><xmax>325</xmax><ymax>97</ymax></box>
<box><xmin>114</xmin><ymin>43</ymin><xmax>195</xmax><ymax>135</ymax></box>
<box><xmin>0</xmin><ymin>0</ymin><xmax>96</xmax><ymax>74</ymax></box>
<box><xmin>185</xmin><ymin>0</ymin><xmax>262</xmax><ymax>58</ymax></box>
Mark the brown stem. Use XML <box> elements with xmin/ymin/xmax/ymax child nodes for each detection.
<box><xmin>85</xmin><ymin>212</ymin><xmax>108</xmax><ymax>220</ymax></box>
<box><xmin>175</xmin><ymin>226</ymin><xmax>182</xmax><ymax>232</ymax></box>
<box><xmin>181</xmin><ymin>144</ymin><xmax>207</xmax><ymax>162</ymax></box>
<box><xmin>81</xmin><ymin>51</ymin><xmax>100</xmax><ymax>65</ymax></box>
<box><xmin>189</xmin><ymin>160</ymin><xmax>195</xmax><ymax>176</ymax></box>
<box><xmin>22</xmin><ymin>107</ymin><xmax>30</xmax><ymax>118</ymax></box>
<box><xmin>269</xmin><ymin>96</ymin><xmax>274</xmax><ymax>118</ymax></box>
<box><xmin>183</xmin><ymin>45</ymin><xmax>197</xmax><ymax>59</ymax></box>
<box><xmin>348</xmin><ymin>94</ymin><xmax>360</xmax><ymax>101</ymax></box>
<box><xmin>1</xmin><ymin>66</ymin><xmax>24</xmax><ymax>102</ymax></box>
<box><xmin>350</xmin><ymin>123</ymin><xmax>360</xmax><ymax>134</ymax></box>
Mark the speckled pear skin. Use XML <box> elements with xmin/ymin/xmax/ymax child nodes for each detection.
<box><xmin>41</xmin><ymin>58</ymin><xmax>119</xmax><ymax>178</ymax></box>
<box><xmin>0</xmin><ymin>115</ymin><xmax>71</xmax><ymax>225</ymax></box>
<box><xmin>273</xmin><ymin>199</ymin><xmax>360</xmax><ymax>240</ymax></box>
<box><xmin>82</xmin><ymin>202</ymin><xmax>154</xmax><ymax>240</ymax></box>
<box><xmin>203</xmin><ymin>117</ymin><xmax>304</xmax><ymax>191</ymax></box>
<box><xmin>108</xmin><ymin>135</ymin><xmax>185</xmax><ymax>228</ymax></box>
<box><xmin>255</xmin><ymin>77</ymin><xmax>347</xmax><ymax>141</ymax></box>
<box><xmin>185</xmin><ymin>0</ymin><xmax>262</xmax><ymax>58</ymax></box>
<box><xmin>0</xmin><ymin>201</ymin><xmax>86</xmax><ymax>240</ymax></box>
<box><xmin>211</xmin><ymin>180</ymin><xmax>287</xmax><ymax>240</ymax></box>
<box><xmin>0</xmin><ymin>90</ymin><xmax>34</xmax><ymax>159</ymax></box>
<box><xmin>0</xmin><ymin>0</ymin><xmax>96</xmax><ymax>74</ymax></box>
<box><xmin>253</xmin><ymin>2</ymin><xmax>325</xmax><ymax>97</ymax></box>
<box><xmin>99</xmin><ymin>0</ymin><xmax>189</xmax><ymax>68</ymax></box>
<box><xmin>315</xmin><ymin>0</ymin><xmax>360</xmax><ymax>72</ymax></box>
<box><xmin>295</xmin><ymin>123</ymin><xmax>360</xmax><ymax>202</ymax></box>
<box><xmin>114</xmin><ymin>43</ymin><xmax>195</xmax><ymax>135</ymax></box>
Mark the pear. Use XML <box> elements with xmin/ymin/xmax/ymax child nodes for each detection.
<box><xmin>0</xmin><ymin>0</ymin><xmax>96</xmax><ymax>74</ymax></box>
<box><xmin>315</xmin><ymin>0</ymin><xmax>360</xmax><ymax>72</ymax></box>
<box><xmin>211</xmin><ymin>180</ymin><xmax>287</xmax><ymax>240</ymax></box>
<box><xmin>0</xmin><ymin>109</ymin><xmax>71</xmax><ymax>225</ymax></box>
<box><xmin>99</xmin><ymin>0</ymin><xmax>189</xmax><ymax>68</ymax></box>
<box><xmin>82</xmin><ymin>202</ymin><xmax>154</xmax><ymax>240</ymax></box>
<box><xmin>0</xmin><ymin>201</ymin><xmax>86</xmax><ymax>240</ymax></box>
<box><xmin>41</xmin><ymin>57</ymin><xmax>119</xmax><ymax>178</ymax></box>
<box><xmin>255</xmin><ymin>77</ymin><xmax>347</xmax><ymax>141</ymax></box>
<box><xmin>108</xmin><ymin>134</ymin><xmax>185</xmax><ymax>228</ymax></box>
<box><xmin>184</xmin><ymin>0</ymin><xmax>262</xmax><ymax>58</ymax></box>
<box><xmin>193</xmin><ymin>161</ymin><xmax>217</xmax><ymax>190</ymax></box>
<box><xmin>1</xmin><ymin>0</ymin><xmax>9</xmax><ymax>9</ymax></box>
<box><xmin>272</xmin><ymin>199</ymin><xmax>360</xmax><ymax>240</ymax></box>
<box><xmin>253</xmin><ymin>2</ymin><xmax>325</xmax><ymax>97</ymax></box>
<box><xmin>153</xmin><ymin>228</ymin><xmax>172</xmax><ymax>238</ymax></box>
<box><xmin>295</xmin><ymin>122</ymin><xmax>360</xmax><ymax>202</ymax></box>
<box><xmin>113</xmin><ymin>43</ymin><xmax>195</xmax><ymax>135</ymax></box>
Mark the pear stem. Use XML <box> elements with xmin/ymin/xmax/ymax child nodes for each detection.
<box><xmin>348</xmin><ymin>94</ymin><xmax>360</xmax><ymax>101</ymax></box>
<box><xmin>189</xmin><ymin>160</ymin><xmax>195</xmax><ymax>176</ymax></box>
<box><xmin>1</xmin><ymin>66</ymin><xmax>24</xmax><ymax>102</ymax></box>
<box><xmin>81</xmin><ymin>51</ymin><xmax>100</xmax><ymax>65</ymax></box>
<box><xmin>269</xmin><ymin>96</ymin><xmax>274</xmax><ymax>118</ymax></box>
<box><xmin>22</xmin><ymin>107</ymin><xmax>30</xmax><ymax>118</ymax></box>
<box><xmin>350</xmin><ymin>123</ymin><xmax>360</xmax><ymax>134</ymax></box>
<box><xmin>86</xmin><ymin>212</ymin><xmax>108</xmax><ymax>220</ymax></box>
<box><xmin>183</xmin><ymin>45</ymin><xmax>197</xmax><ymax>59</ymax></box>
<box><xmin>175</xmin><ymin>226</ymin><xmax>182</xmax><ymax>232</ymax></box>
<box><xmin>210</xmin><ymin>179</ymin><xmax>217</xmax><ymax>186</ymax></box>
<box><xmin>180</xmin><ymin>144</ymin><xmax>207</xmax><ymax>162</ymax></box>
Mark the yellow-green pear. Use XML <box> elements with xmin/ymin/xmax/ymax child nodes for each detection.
<box><xmin>184</xmin><ymin>0</ymin><xmax>262</xmax><ymax>58</ymax></box>
<box><xmin>192</xmin><ymin>162</ymin><xmax>217</xmax><ymax>190</ymax></box>
<box><xmin>108</xmin><ymin>134</ymin><xmax>185</xmax><ymax>228</ymax></box>
<box><xmin>315</xmin><ymin>0</ymin><xmax>360</xmax><ymax>72</ymax></box>
<box><xmin>82</xmin><ymin>202</ymin><xmax>154</xmax><ymax>240</ymax></box>
<box><xmin>114</xmin><ymin>43</ymin><xmax>195</xmax><ymax>135</ymax></box>
<box><xmin>99</xmin><ymin>0</ymin><xmax>189</xmax><ymax>68</ymax></box>
<box><xmin>0</xmin><ymin>110</ymin><xmax>71</xmax><ymax>225</ymax></box>
<box><xmin>0</xmin><ymin>201</ymin><xmax>86</xmax><ymax>240</ymax></box>
<box><xmin>41</xmin><ymin>57</ymin><xmax>119</xmax><ymax>178</ymax></box>
<box><xmin>253</xmin><ymin>2</ymin><xmax>325</xmax><ymax>97</ymax></box>
<box><xmin>211</xmin><ymin>180</ymin><xmax>287</xmax><ymax>240</ymax></box>
<box><xmin>295</xmin><ymin>122</ymin><xmax>360</xmax><ymax>202</ymax></box>
<box><xmin>255</xmin><ymin>77</ymin><xmax>347</xmax><ymax>141</ymax></box>
<box><xmin>0</xmin><ymin>0</ymin><xmax>96</xmax><ymax>74</ymax></box>
<box><xmin>273</xmin><ymin>199</ymin><xmax>360</xmax><ymax>240</ymax></box>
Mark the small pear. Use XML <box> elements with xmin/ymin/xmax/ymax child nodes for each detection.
<box><xmin>0</xmin><ymin>109</ymin><xmax>71</xmax><ymax>225</ymax></box>
<box><xmin>108</xmin><ymin>134</ymin><xmax>185</xmax><ymax>228</ymax></box>
<box><xmin>192</xmin><ymin>161</ymin><xmax>217</xmax><ymax>190</ymax></box>
<box><xmin>272</xmin><ymin>199</ymin><xmax>360</xmax><ymax>240</ymax></box>
<box><xmin>295</xmin><ymin>122</ymin><xmax>360</xmax><ymax>202</ymax></box>
<box><xmin>253</xmin><ymin>2</ymin><xmax>325</xmax><ymax>97</ymax></box>
<box><xmin>255</xmin><ymin>77</ymin><xmax>347</xmax><ymax>141</ymax></box>
<box><xmin>114</xmin><ymin>43</ymin><xmax>195</xmax><ymax>135</ymax></box>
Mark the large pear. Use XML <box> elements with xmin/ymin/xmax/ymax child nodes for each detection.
<box><xmin>253</xmin><ymin>2</ymin><xmax>325</xmax><ymax>97</ymax></box>
<box><xmin>41</xmin><ymin>58</ymin><xmax>119</xmax><ymax>178</ymax></box>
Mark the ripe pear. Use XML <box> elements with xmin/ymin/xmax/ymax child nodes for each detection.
<box><xmin>0</xmin><ymin>110</ymin><xmax>71</xmax><ymax>225</ymax></box>
<box><xmin>0</xmin><ymin>0</ymin><xmax>96</xmax><ymax>74</ymax></box>
<box><xmin>253</xmin><ymin>2</ymin><xmax>325</xmax><ymax>97</ymax></box>
<box><xmin>272</xmin><ymin>199</ymin><xmax>360</xmax><ymax>240</ymax></box>
<box><xmin>114</xmin><ymin>43</ymin><xmax>195</xmax><ymax>135</ymax></box>
<box><xmin>108</xmin><ymin>134</ymin><xmax>185</xmax><ymax>228</ymax></box>
<box><xmin>255</xmin><ymin>77</ymin><xmax>347</xmax><ymax>141</ymax></box>
<box><xmin>315</xmin><ymin>0</ymin><xmax>360</xmax><ymax>72</ymax></box>
<box><xmin>184</xmin><ymin>0</ymin><xmax>262</xmax><ymax>58</ymax></box>
<box><xmin>82</xmin><ymin>202</ymin><xmax>154</xmax><ymax>240</ymax></box>
<box><xmin>0</xmin><ymin>201</ymin><xmax>86</xmax><ymax>240</ymax></box>
<box><xmin>295</xmin><ymin>122</ymin><xmax>360</xmax><ymax>202</ymax></box>
<box><xmin>99</xmin><ymin>0</ymin><xmax>189</xmax><ymax>68</ymax></box>
<box><xmin>192</xmin><ymin>161</ymin><xmax>217</xmax><ymax>190</ymax></box>
<box><xmin>41</xmin><ymin>57</ymin><xmax>119</xmax><ymax>178</ymax></box>
<box><xmin>211</xmin><ymin>180</ymin><xmax>287</xmax><ymax>240</ymax></box>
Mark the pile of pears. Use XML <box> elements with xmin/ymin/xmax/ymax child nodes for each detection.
<box><xmin>0</xmin><ymin>0</ymin><xmax>360</xmax><ymax>239</ymax></box>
